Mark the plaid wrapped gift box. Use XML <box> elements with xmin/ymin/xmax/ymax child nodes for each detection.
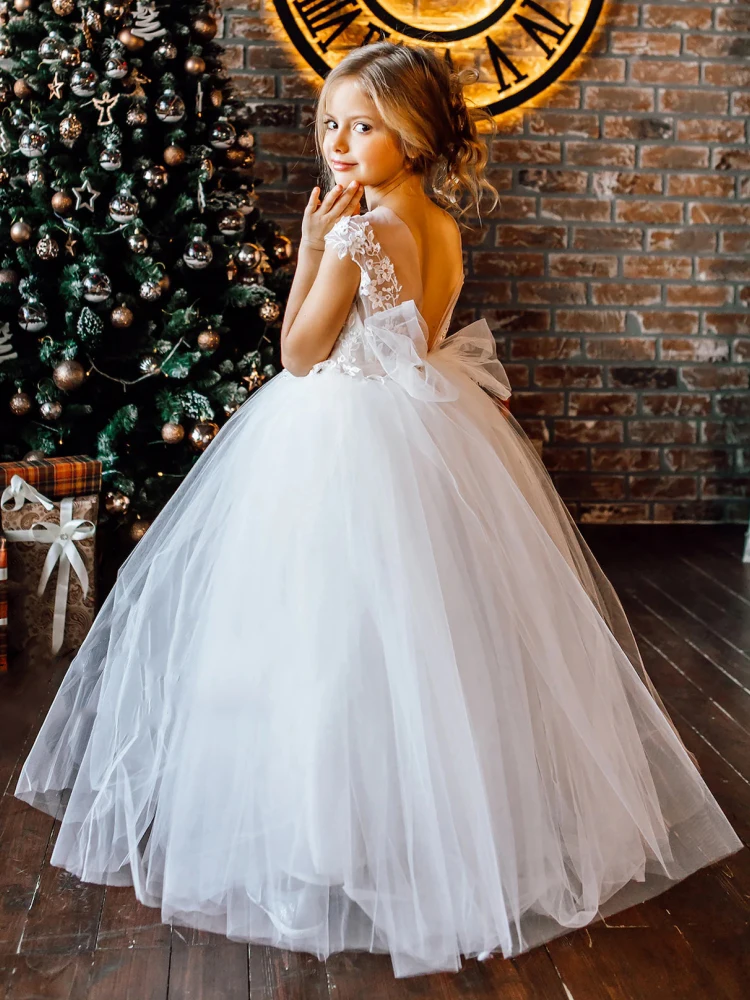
<box><xmin>0</xmin><ymin>455</ymin><xmax>102</xmax><ymax>502</ymax></box>
<box><xmin>1</xmin><ymin>477</ymin><xmax>98</xmax><ymax>658</ymax></box>
<box><xmin>0</xmin><ymin>537</ymin><xmax>7</xmax><ymax>673</ymax></box>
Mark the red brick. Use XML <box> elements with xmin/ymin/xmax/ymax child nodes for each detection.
<box><xmin>676</xmin><ymin>119</ymin><xmax>746</xmax><ymax>144</ymax></box>
<box><xmin>472</xmin><ymin>252</ymin><xmax>544</xmax><ymax>278</ymax></box>
<box><xmin>603</xmin><ymin>116</ymin><xmax>673</xmax><ymax>140</ymax></box>
<box><xmin>633</xmin><ymin>61</ymin><xmax>699</xmax><ymax>85</ymax></box>
<box><xmin>652</xmin><ymin>500</ymin><xmax>729</xmax><ymax>521</ymax></box>
<box><xmin>639</xmin><ymin>311</ymin><xmax>700</xmax><ymax>335</ymax></box>
<box><xmin>640</xmin><ymin>394</ymin><xmax>711</xmax><ymax>416</ymax></box>
<box><xmin>504</xmin><ymin>364</ymin><xmax>531</xmax><ymax>388</ymax></box>
<box><xmin>733</xmin><ymin>340</ymin><xmax>750</xmax><ymax>362</ymax></box>
<box><xmin>566</xmin><ymin>143</ymin><xmax>636</xmax><ymax>167</ymax></box>
<box><xmin>569</xmin><ymin>393</ymin><xmax>637</xmax><ymax>416</ymax></box>
<box><xmin>257</xmin><ymin>130</ymin><xmax>311</xmax><ymax>157</ymax></box>
<box><xmin>486</xmin><ymin>310</ymin><xmax>550</xmax><ymax>333</ymax></box>
<box><xmin>557</xmin><ymin>310</ymin><xmax>626</xmax><ymax>333</ymax></box>
<box><xmin>229</xmin><ymin>15</ymin><xmax>273</xmax><ymax>39</ymax></box>
<box><xmin>574</xmin><ymin>57</ymin><xmax>627</xmax><ymax>82</ymax></box>
<box><xmin>721</xmin><ymin>232</ymin><xmax>750</xmax><ymax>254</ymax></box>
<box><xmin>591</xmin><ymin>284</ymin><xmax>661</xmax><ymax>305</ymax></box>
<box><xmin>493</xmin><ymin>111</ymin><xmax>525</xmax><ymax>136</ymax></box>
<box><xmin>643</xmin><ymin>5</ymin><xmax>712</xmax><ymax>30</ymax></box>
<box><xmin>640</xmin><ymin>145</ymin><xmax>710</xmax><ymax>169</ymax></box>
<box><xmin>658</xmin><ymin>89</ymin><xmax>728</xmax><ymax>114</ymax></box>
<box><xmin>607</xmin><ymin>3</ymin><xmax>641</xmax><ymax>28</ymax></box>
<box><xmin>647</xmin><ymin>229</ymin><xmax>717</xmax><ymax>253</ymax></box>
<box><xmin>586</xmin><ymin>339</ymin><xmax>656</xmax><ymax>361</ymax></box>
<box><xmin>704</xmin><ymin>314</ymin><xmax>750</xmax><ymax>336</ymax></box>
<box><xmin>572</xmin><ymin>227</ymin><xmax>643</xmax><ymax>251</ymax></box>
<box><xmin>527</xmin><ymin>112</ymin><xmax>599</xmax><ymax>138</ymax></box>
<box><xmin>554</xmin><ymin>420</ymin><xmax>625</xmax><ymax>444</ymax></box>
<box><xmin>580</xmin><ymin>502</ymin><xmax>651</xmax><ymax>523</ymax></box>
<box><xmin>697</xmin><ymin>258</ymin><xmax>750</xmax><ymax>282</ymax></box>
<box><xmin>517</xmin><ymin>282</ymin><xmax>588</xmax><ymax>304</ymax></box>
<box><xmin>592</xmin><ymin>172</ymin><xmax>662</xmax><ymax>197</ymax></box>
<box><xmin>548</xmin><ymin>255</ymin><xmax>618</xmax><ymax>278</ymax></box>
<box><xmin>278</xmin><ymin>73</ymin><xmax>319</xmax><ymax>99</ymax></box>
<box><xmin>510</xmin><ymin>393</ymin><xmax>565</xmax><ymax>416</ymax></box>
<box><xmin>541</xmin><ymin>198</ymin><xmax>611</xmax><ymax>222</ymax></box>
<box><xmin>660</xmin><ymin>338</ymin><xmax>730</xmax><ymax>362</ymax></box>
<box><xmin>664</xmin><ymin>448</ymin><xmax>733</xmax><ymax>472</ymax></box>
<box><xmin>616</xmin><ymin>200</ymin><xmax>683</xmax><ymax>224</ymax></box>
<box><xmin>462</xmin><ymin>281</ymin><xmax>513</xmax><ymax>304</ymax></box>
<box><xmin>611</xmin><ymin>31</ymin><xmax>681</xmax><ymax>55</ymax></box>
<box><xmin>630</xmin><ymin>476</ymin><xmax>697</xmax><ymax>499</ymax></box>
<box><xmin>684</xmin><ymin>34</ymin><xmax>747</xmax><ymax>58</ymax></box>
<box><xmin>244</xmin><ymin>45</ymin><xmax>296</xmax><ymax>70</ymax></box>
<box><xmin>715</xmin><ymin>7</ymin><xmax>750</xmax><ymax>30</ymax></box>
<box><xmin>583</xmin><ymin>87</ymin><xmax>655</xmax><ymax>112</ymax></box>
<box><xmin>495</xmin><ymin>226</ymin><xmax>566</xmax><ymax>249</ymax></box>
<box><xmin>705</xmin><ymin>64</ymin><xmax>750</xmax><ymax>87</ymax></box>
<box><xmin>716</xmin><ymin>397</ymin><xmax>750</xmax><ymax>418</ymax></box>
<box><xmin>628</xmin><ymin>421</ymin><xmax>697</xmax><ymax>444</ymax></box>
<box><xmin>510</xmin><ymin>337</ymin><xmax>581</xmax><ymax>360</ymax></box>
<box><xmin>535</xmin><ymin>366</ymin><xmax>604</xmax><ymax>388</ymax></box>
<box><xmin>623</xmin><ymin>256</ymin><xmax>692</xmax><ymax>280</ymax></box>
<box><xmin>517</xmin><ymin>169</ymin><xmax>588</xmax><ymax>193</ymax></box>
<box><xmin>489</xmin><ymin>197</ymin><xmax>538</xmax><ymax>220</ymax></box>
<box><xmin>543</xmin><ymin>448</ymin><xmax>589</xmax><ymax>471</ymax></box>
<box><xmin>540</xmin><ymin>84</ymin><xmax>582</xmax><ymax>109</ymax></box>
<box><xmin>554</xmin><ymin>475</ymin><xmax>628</xmax><ymax>500</ymax></box>
<box><xmin>732</xmin><ymin>93</ymin><xmax>750</xmax><ymax>116</ymax></box>
<box><xmin>690</xmin><ymin>203</ymin><xmax>750</xmax><ymax>226</ymax></box>
<box><xmin>485</xmin><ymin>168</ymin><xmax>514</xmax><ymax>191</ymax></box>
<box><xmin>592</xmin><ymin>448</ymin><xmax>660</xmax><ymax>472</ymax></box>
<box><xmin>712</xmin><ymin>148</ymin><xmax>750</xmax><ymax>171</ymax></box>
<box><xmin>231</xmin><ymin>73</ymin><xmax>277</xmax><ymax>98</ymax></box>
<box><xmin>701</xmin><ymin>476</ymin><xmax>750</xmax><ymax>499</ymax></box>
<box><xmin>491</xmin><ymin>140</ymin><xmax>561</xmax><ymax>163</ymax></box>
<box><xmin>666</xmin><ymin>285</ymin><xmax>731</xmax><ymax>307</ymax></box>
<box><xmin>666</xmin><ymin>174</ymin><xmax>735</xmax><ymax>198</ymax></box>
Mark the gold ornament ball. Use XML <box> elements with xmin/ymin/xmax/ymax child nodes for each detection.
<box><xmin>158</xmin><ymin>274</ymin><xmax>170</xmax><ymax>292</ymax></box>
<box><xmin>192</xmin><ymin>14</ymin><xmax>217</xmax><ymax>39</ymax></box>
<box><xmin>14</xmin><ymin>78</ymin><xmax>34</xmax><ymax>99</ymax></box>
<box><xmin>272</xmin><ymin>234</ymin><xmax>293</xmax><ymax>260</ymax></box>
<box><xmin>129</xmin><ymin>518</ymin><xmax>151</xmax><ymax>543</ymax></box>
<box><xmin>188</xmin><ymin>420</ymin><xmax>219</xmax><ymax>452</ymax></box>
<box><xmin>185</xmin><ymin>55</ymin><xmax>206</xmax><ymax>75</ymax></box>
<box><xmin>40</xmin><ymin>400</ymin><xmax>63</xmax><ymax>421</ymax></box>
<box><xmin>259</xmin><ymin>299</ymin><xmax>281</xmax><ymax>322</ymax></box>
<box><xmin>52</xmin><ymin>358</ymin><xmax>86</xmax><ymax>391</ymax></box>
<box><xmin>24</xmin><ymin>449</ymin><xmax>46</xmax><ymax>461</ymax></box>
<box><xmin>210</xmin><ymin>88</ymin><xmax>223</xmax><ymax>108</ymax></box>
<box><xmin>0</xmin><ymin>268</ymin><xmax>19</xmax><ymax>285</ymax></box>
<box><xmin>103</xmin><ymin>1</ymin><xmax>127</xmax><ymax>17</ymax></box>
<box><xmin>225</xmin><ymin>146</ymin><xmax>246</xmax><ymax>166</ymax></box>
<box><xmin>104</xmin><ymin>490</ymin><xmax>130</xmax><ymax>516</ymax></box>
<box><xmin>9</xmin><ymin>390</ymin><xmax>32</xmax><ymax>416</ymax></box>
<box><xmin>51</xmin><ymin>190</ymin><xmax>74</xmax><ymax>215</ymax></box>
<box><xmin>164</xmin><ymin>144</ymin><xmax>185</xmax><ymax>166</ymax></box>
<box><xmin>161</xmin><ymin>421</ymin><xmax>185</xmax><ymax>444</ymax></box>
<box><xmin>10</xmin><ymin>220</ymin><xmax>31</xmax><ymax>243</ymax></box>
<box><xmin>0</xmin><ymin>168</ymin><xmax>10</xmax><ymax>184</ymax></box>
<box><xmin>117</xmin><ymin>27</ymin><xmax>144</xmax><ymax>51</ymax></box>
<box><xmin>111</xmin><ymin>304</ymin><xmax>133</xmax><ymax>328</ymax></box>
<box><xmin>238</xmin><ymin>131</ymin><xmax>255</xmax><ymax>151</ymax></box>
<box><xmin>197</xmin><ymin>328</ymin><xmax>220</xmax><ymax>350</ymax></box>
<box><xmin>59</xmin><ymin>113</ymin><xmax>83</xmax><ymax>143</ymax></box>
<box><xmin>52</xmin><ymin>0</ymin><xmax>76</xmax><ymax>15</ymax></box>
<box><xmin>14</xmin><ymin>0</ymin><xmax>31</xmax><ymax>12</ymax></box>
<box><xmin>36</xmin><ymin>235</ymin><xmax>59</xmax><ymax>260</ymax></box>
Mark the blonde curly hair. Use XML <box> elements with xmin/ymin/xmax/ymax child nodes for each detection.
<box><xmin>313</xmin><ymin>41</ymin><xmax>500</xmax><ymax>221</ymax></box>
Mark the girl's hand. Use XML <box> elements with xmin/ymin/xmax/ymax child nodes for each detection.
<box><xmin>300</xmin><ymin>181</ymin><xmax>362</xmax><ymax>251</ymax></box>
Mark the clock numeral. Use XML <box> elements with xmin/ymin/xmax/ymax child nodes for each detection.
<box><xmin>514</xmin><ymin>0</ymin><xmax>572</xmax><ymax>59</ymax></box>
<box><xmin>293</xmin><ymin>0</ymin><xmax>360</xmax><ymax>53</ymax></box>
<box><xmin>361</xmin><ymin>22</ymin><xmax>390</xmax><ymax>45</ymax></box>
<box><xmin>486</xmin><ymin>35</ymin><xmax>529</xmax><ymax>93</ymax></box>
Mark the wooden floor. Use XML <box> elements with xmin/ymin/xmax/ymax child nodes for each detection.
<box><xmin>1</xmin><ymin>525</ymin><xmax>748</xmax><ymax>999</ymax></box>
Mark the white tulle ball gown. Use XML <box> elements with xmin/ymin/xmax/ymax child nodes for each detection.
<box><xmin>15</xmin><ymin>204</ymin><xmax>743</xmax><ymax>978</ymax></box>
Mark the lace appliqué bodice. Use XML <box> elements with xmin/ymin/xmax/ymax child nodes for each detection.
<box><xmin>310</xmin><ymin>214</ymin><xmax>404</xmax><ymax>381</ymax></box>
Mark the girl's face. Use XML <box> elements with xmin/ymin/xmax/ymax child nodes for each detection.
<box><xmin>321</xmin><ymin>78</ymin><xmax>406</xmax><ymax>191</ymax></box>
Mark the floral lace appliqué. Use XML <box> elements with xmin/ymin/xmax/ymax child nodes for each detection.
<box><xmin>324</xmin><ymin>215</ymin><xmax>402</xmax><ymax>311</ymax></box>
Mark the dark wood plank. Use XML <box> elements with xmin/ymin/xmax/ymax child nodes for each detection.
<box><xmin>5</xmin><ymin>951</ymin><xmax>94</xmax><ymax>1000</ymax></box>
<box><xmin>86</xmin><ymin>948</ymin><xmax>170</xmax><ymax>1000</ymax></box>
<box><xmin>248</xmin><ymin>946</ymin><xmax>330</xmax><ymax>1000</ymax></box>
<box><xmin>169</xmin><ymin>941</ymin><xmax>249</xmax><ymax>999</ymax></box>
<box><xmin>95</xmin><ymin>886</ymin><xmax>171</xmax><ymax>951</ymax></box>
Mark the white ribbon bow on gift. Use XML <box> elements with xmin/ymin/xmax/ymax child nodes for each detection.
<box><xmin>1</xmin><ymin>474</ymin><xmax>96</xmax><ymax>655</ymax></box>
<box><xmin>363</xmin><ymin>300</ymin><xmax>513</xmax><ymax>404</ymax></box>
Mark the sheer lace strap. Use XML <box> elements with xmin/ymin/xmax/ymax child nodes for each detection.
<box><xmin>324</xmin><ymin>214</ymin><xmax>403</xmax><ymax>312</ymax></box>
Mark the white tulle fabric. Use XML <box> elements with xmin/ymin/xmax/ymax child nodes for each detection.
<box><xmin>15</xmin><ymin>206</ymin><xmax>743</xmax><ymax>978</ymax></box>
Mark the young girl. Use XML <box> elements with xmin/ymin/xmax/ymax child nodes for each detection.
<box><xmin>15</xmin><ymin>41</ymin><xmax>743</xmax><ymax>979</ymax></box>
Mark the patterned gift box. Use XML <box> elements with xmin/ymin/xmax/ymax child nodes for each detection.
<box><xmin>0</xmin><ymin>455</ymin><xmax>102</xmax><ymax>502</ymax></box>
<box><xmin>0</xmin><ymin>536</ymin><xmax>7</xmax><ymax>673</ymax></box>
<box><xmin>1</xmin><ymin>477</ymin><xmax>98</xmax><ymax>658</ymax></box>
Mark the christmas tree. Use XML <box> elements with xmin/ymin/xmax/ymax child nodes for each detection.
<box><xmin>0</xmin><ymin>0</ymin><xmax>291</xmax><ymax>540</ymax></box>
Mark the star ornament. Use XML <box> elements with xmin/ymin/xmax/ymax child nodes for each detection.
<box><xmin>72</xmin><ymin>176</ymin><xmax>100</xmax><ymax>212</ymax></box>
<box><xmin>48</xmin><ymin>72</ymin><xmax>64</xmax><ymax>100</ymax></box>
<box><xmin>65</xmin><ymin>232</ymin><xmax>78</xmax><ymax>256</ymax></box>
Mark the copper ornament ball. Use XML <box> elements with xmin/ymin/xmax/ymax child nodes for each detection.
<box><xmin>24</xmin><ymin>449</ymin><xmax>46</xmax><ymax>462</ymax></box>
<box><xmin>104</xmin><ymin>490</ymin><xmax>130</xmax><ymax>516</ymax></box>
<box><xmin>40</xmin><ymin>400</ymin><xmax>63</xmax><ymax>421</ymax></box>
<box><xmin>197</xmin><ymin>328</ymin><xmax>220</xmax><ymax>350</ymax></box>
<box><xmin>51</xmin><ymin>190</ymin><xmax>74</xmax><ymax>215</ymax></box>
<box><xmin>14</xmin><ymin>0</ymin><xmax>31</xmax><ymax>12</ymax></box>
<box><xmin>259</xmin><ymin>299</ymin><xmax>281</xmax><ymax>322</ymax></box>
<box><xmin>52</xmin><ymin>0</ymin><xmax>76</xmax><ymax>15</ymax></box>
<box><xmin>111</xmin><ymin>304</ymin><xmax>133</xmax><ymax>328</ymax></box>
<box><xmin>10</xmin><ymin>220</ymin><xmax>32</xmax><ymax>243</ymax></box>
<box><xmin>52</xmin><ymin>358</ymin><xmax>86</xmax><ymax>390</ymax></box>
<box><xmin>225</xmin><ymin>146</ymin><xmax>245</xmax><ymax>166</ymax></box>
<box><xmin>164</xmin><ymin>144</ymin><xmax>185</xmax><ymax>166</ymax></box>
<box><xmin>118</xmin><ymin>27</ymin><xmax>145</xmax><ymax>51</ymax></box>
<box><xmin>103</xmin><ymin>0</ymin><xmax>127</xmax><ymax>16</ymax></box>
<box><xmin>9</xmin><ymin>390</ymin><xmax>32</xmax><ymax>416</ymax></box>
<box><xmin>188</xmin><ymin>421</ymin><xmax>219</xmax><ymax>451</ymax></box>
<box><xmin>36</xmin><ymin>235</ymin><xmax>60</xmax><ymax>260</ymax></box>
<box><xmin>192</xmin><ymin>14</ymin><xmax>217</xmax><ymax>39</ymax></box>
<box><xmin>185</xmin><ymin>55</ymin><xmax>206</xmax><ymax>75</ymax></box>
<box><xmin>210</xmin><ymin>88</ymin><xmax>223</xmax><ymax>108</ymax></box>
<box><xmin>0</xmin><ymin>268</ymin><xmax>18</xmax><ymax>285</ymax></box>
<box><xmin>14</xmin><ymin>79</ymin><xmax>34</xmax><ymax>99</ymax></box>
<box><xmin>161</xmin><ymin>421</ymin><xmax>185</xmax><ymax>444</ymax></box>
<box><xmin>129</xmin><ymin>518</ymin><xmax>151</xmax><ymax>542</ymax></box>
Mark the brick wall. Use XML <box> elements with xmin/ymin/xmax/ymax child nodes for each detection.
<box><xmin>221</xmin><ymin>0</ymin><xmax>749</xmax><ymax>524</ymax></box>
